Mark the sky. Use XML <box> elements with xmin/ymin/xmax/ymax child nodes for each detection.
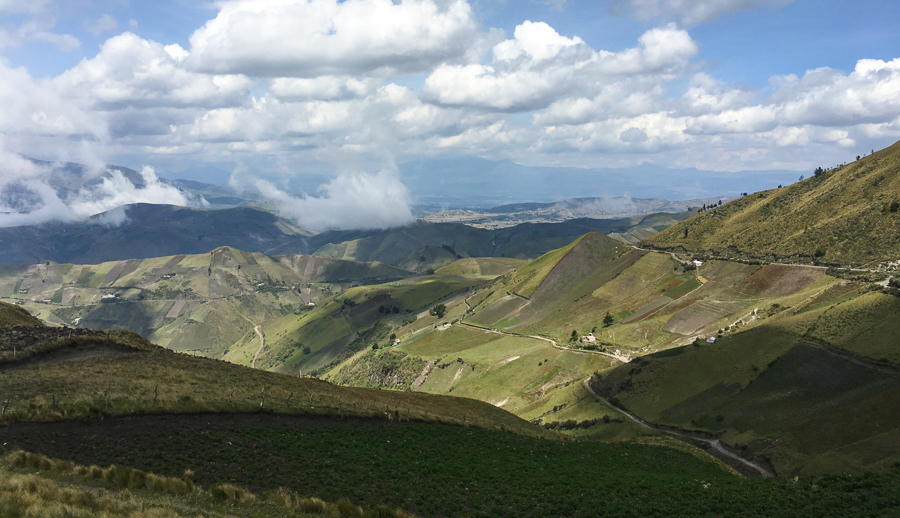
<box><xmin>1</xmin><ymin>0</ymin><xmax>899</xmax><ymax>230</ymax></box>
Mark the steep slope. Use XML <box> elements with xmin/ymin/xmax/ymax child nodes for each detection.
<box><xmin>592</xmin><ymin>295</ymin><xmax>900</xmax><ymax>476</ymax></box>
<box><xmin>645</xmin><ymin>139</ymin><xmax>900</xmax><ymax>267</ymax></box>
<box><xmin>0</xmin><ymin>300</ymin><xmax>42</xmax><ymax>327</ymax></box>
<box><xmin>0</xmin><ymin>204</ymin><xmax>311</xmax><ymax>264</ymax></box>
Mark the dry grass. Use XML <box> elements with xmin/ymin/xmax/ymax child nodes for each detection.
<box><xmin>2</xmin><ymin>450</ymin><xmax>418</xmax><ymax>517</ymax></box>
<box><xmin>645</xmin><ymin>139</ymin><xmax>900</xmax><ymax>268</ymax></box>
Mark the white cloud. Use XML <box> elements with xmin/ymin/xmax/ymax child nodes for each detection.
<box><xmin>0</xmin><ymin>144</ymin><xmax>206</xmax><ymax>228</ymax></box>
<box><xmin>0</xmin><ymin>62</ymin><xmax>103</xmax><ymax>138</ymax></box>
<box><xmin>613</xmin><ymin>0</ymin><xmax>794</xmax><ymax>26</ymax></box>
<box><xmin>87</xmin><ymin>14</ymin><xmax>117</xmax><ymax>36</ymax></box>
<box><xmin>239</xmin><ymin>169</ymin><xmax>414</xmax><ymax>232</ymax></box>
<box><xmin>53</xmin><ymin>33</ymin><xmax>252</xmax><ymax>110</ymax></box>
<box><xmin>422</xmin><ymin>22</ymin><xmax>697</xmax><ymax>112</ymax></box>
<box><xmin>0</xmin><ymin>16</ymin><xmax>79</xmax><ymax>51</ymax></box>
<box><xmin>686</xmin><ymin>59</ymin><xmax>900</xmax><ymax>135</ymax></box>
<box><xmin>66</xmin><ymin>166</ymin><xmax>206</xmax><ymax>218</ymax></box>
<box><xmin>186</xmin><ymin>0</ymin><xmax>480</xmax><ymax>77</ymax></box>
<box><xmin>269</xmin><ymin>76</ymin><xmax>378</xmax><ymax>101</ymax></box>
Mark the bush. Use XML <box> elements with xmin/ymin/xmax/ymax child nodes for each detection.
<box><xmin>267</xmin><ymin>487</ymin><xmax>295</xmax><ymax>508</ymax></box>
<box><xmin>370</xmin><ymin>504</ymin><xmax>400</xmax><ymax>518</ymax></box>
<box><xmin>210</xmin><ymin>483</ymin><xmax>256</xmax><ymax>503</ymax></box>
<box><xmin>298</xmin><ymin>497</ymin><xmax>328</xmax><ymax>513</ymax></box>
<box><xmin>334</xmin><ymin>497</ymin><xmax>364</xmax><ymax>518</ymax></box>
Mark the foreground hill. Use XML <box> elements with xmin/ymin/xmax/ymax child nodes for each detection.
<box><xmin>645</xmin><ymin>139</ymin><xmax>900</xmax><ymax>267</ymax></box>
<box><xmin>3</xmin><ymin>307</ymin><xmax>900</xmax><ymax>517</ymax></box>
<box><xmin>0</xmin><ymin>300</ymin><xmax>42</xmax><ymax>327</ymax></box>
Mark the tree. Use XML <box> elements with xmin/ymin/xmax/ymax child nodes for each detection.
<box><xmin>891</xmin><ymin>200</ymin><xmax>900</xmax><ymax>213</ymax></box>
<box><xmin>570</xmin><ymin>330</ymin><xmax>579</xmax><ymax>342</ymax></box>
<box><xmin>603</xmin><ymin>312</ymin><xmax>614</xmax><ymax>327</ymax></box>
<box><xmin>683</xmin><ymin>227</ymin><xmax>688</xmax><ymax>238</ymax></box>
<box><xmin>814</xmin><ymin>167</ymin><xmax>824</xmax><ymax>177</ymax></box>
<box><xmin>799</xmin><ymin>174</ymin><xmax>805</xmax><ymax>182</ymax></box>
<box><xmin>429</xmin><ymin>304</ymin><xmax>446</xmax><ymax>318</ymax></box>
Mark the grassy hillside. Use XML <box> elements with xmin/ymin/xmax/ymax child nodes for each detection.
<box><xmin>645</xmin><ymin>139</ymin><xmax>900</xmax><ymax>268</ymax></box>
<box><xmin>224</xmin><ymin>272</ymin><xmax>488</xmax><ymax>375</ymax></box>
<box><xmin>0</xmin><ymin>247</ymin><xmax>412</xmax><ymax>357</ymax></box>
<box><xmin>592</xmin><ymin>291</ymin><xmax>900</xmax><ymax>476</ymax></box>
<box><xmin>435</xmin><ymin>257</ymin><xmax>527</xmax><ymax>278</ymax></box>
<box><xmin>4</xmin><ymin>331</ymin><xmax>900</xmax><ymax>517</ymax></box>
<box><xmin>0</xmin><ymin>300</ymin><xmax>42</xmax><ymax>327</ymax></box>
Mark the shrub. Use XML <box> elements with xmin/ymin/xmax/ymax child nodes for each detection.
<box><xmin>267</xmin><ymin>487</ymin><xmax>295</xmax><ymax>508</ymax></box>
<box><xmin>370</xmin><ymin>504</ymin><xmax>400</xmax><ymax>518</ymax></box>
<box><xmin>210</xmin><ymin>483</ymin><xmax>256</xmax><ymax>503</ymax></box>
<box><xmin>298</xmin><ymin>497</ymin><xmax>328</xmax><ymax>513</ymax></box>
<box><xmin>334</xmin><ymin>497</ymin><xmax>364</xmax><ymax>518</ymax></box>
<box><xmin>103</xmin><ymin>465</ymin><xmax>133</xmax><ymax>488</ymax></box>
<box><xmin>145</xmin><ymin>473</ymin><xmax>168</xmax><ymax>493</ymax></box>
<box><xmin>127</xmin><ymin>469</ymin><xmax>148</xmax><ymax>490</ymax></box>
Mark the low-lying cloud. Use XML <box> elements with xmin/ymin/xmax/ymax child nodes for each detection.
<box><xmin>236</xmin><ymin>168</ymin><xmax>414</xmax><ymax>233</ymax></box>
<box><xmin>0</xmin><ymin>149</ymin><xmax>207</xmax><ymax>227</ymax></box>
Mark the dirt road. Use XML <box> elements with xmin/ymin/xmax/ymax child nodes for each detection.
<box><xmin>460</xmin><ymin>322</ymin><xmax>629</xmax><ymax>363</ymax></box>
<box><xmin>581</xmin><ymin>378</ymin><xmax>774</xmax><ymax>478</ymax></box>
<box><xmin>251</xmin><ymin>325</ymin><xmax>265</xmax><ymax>369</ymax></box>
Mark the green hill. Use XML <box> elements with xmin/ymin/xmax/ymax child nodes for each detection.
<box><xmin>4</xmin><ymin>324</ymin><xmax>900</xmax><ymax>517</ymax></box>
<box><xmin>0</xmin><ymin>300</ymin><xmax>42</xmax><ymax>327</ymax></box>
<box><xmin>645</xmin><ymin>139</ymin><xmax>900</xmax><ymax>267</ymax></box>
<box><xmin>592</xmin><ymin>294</ymin><xmax>900</xmax><ymax>476</ymax></box>
<box><xmin>0</xmin><ymin>248</ymin><xmax>412</xmax><ymax>357</ymax></box>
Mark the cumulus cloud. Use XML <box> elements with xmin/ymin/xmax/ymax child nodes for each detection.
<box><xmin>422</xmin><ymin>22</ymin><xmax>697</xmax><ymax>112</ymax></box>
<box><xmin>686</xmin><ymin>58</ymin><xmax>900</xmax><ymax>138</ymax></box>
<box><xmin>186</xmin><ymin>0</ymin><xmax>480</xmax><ymax>77</ymax></box>
<box><xmin>0</xmin><ymin>61</ymin><xmax>103</xmax><ymax>138</ymax></box>
<box><xmin>53</xmin><ymin>33</ymin><xmax>252</xmax><ymax>110</ymax></box>
<box><xmin>235</xmin><ymin>168</ymin><xmax>414</xmax><ymax>232</ymax></box>
<box><xmin>612</xmin><ymin>0</ymin><xmax>794</xmax><ymax>26</ymax></box>
<box><xmin>269</xmin><ymin>76</ymin><xmax>378</xmax><ymax>101</ymax></box>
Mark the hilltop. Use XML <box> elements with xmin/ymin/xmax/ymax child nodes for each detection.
<box><xmin>645</xmin><ymin>139</ymin><xmax>900</xmax><ymax>268</ymax></box>
<box><xmin>0</xmin><ymin>300</ymin><xmax>42</xmax><ymax>327</ymax></box>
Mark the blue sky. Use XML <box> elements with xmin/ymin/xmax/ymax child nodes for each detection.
<box><xmin>2</xmin><ymin>0</ymin><xmax>900</xmax><ymax>229</ymax></box>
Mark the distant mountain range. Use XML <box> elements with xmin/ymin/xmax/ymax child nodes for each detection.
<box><xmin>0</xmin><ymin>203</ymin><xmax>694</xmax><ymax>266</ymax></box>
<box><xmin>424</xmin><ymin>196</ymin><xmax>730</xmax><ymax>228</ymax></box>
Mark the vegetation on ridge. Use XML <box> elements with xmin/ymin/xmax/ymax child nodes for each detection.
<box><xmin>645</xmin><ymin>139</ymin><xmax>900</xmax><ymax>268</ymax></box>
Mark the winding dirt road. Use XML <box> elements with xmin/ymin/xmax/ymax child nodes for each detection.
<box><xmin>581</xmin><ymin>378</ymin><xmax>774</xmax><ymax>478</ymax></box>
<box><xmin>250</xmin><ymin>325</ymin><xmax>265</xmax><ymax>369</ymax></box>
